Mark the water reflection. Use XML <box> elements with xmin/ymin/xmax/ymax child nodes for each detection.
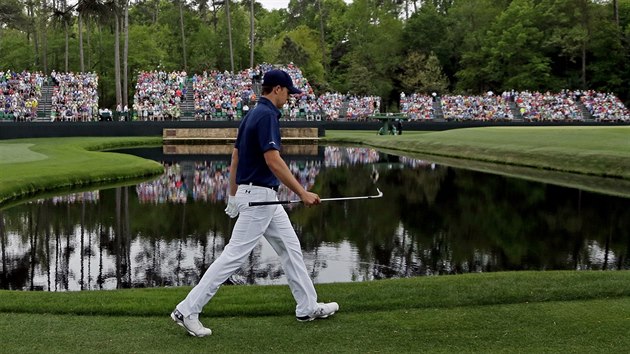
<box><xmin>1</xmin><ymin>146</ymin><xmax>629</xmax><ymax>291</ymax></box>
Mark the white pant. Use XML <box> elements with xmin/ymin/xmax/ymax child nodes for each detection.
<box><xmin>176</xmin><ymin>184</ymin><xmax>319</xmax><ymax>318</ymax></box>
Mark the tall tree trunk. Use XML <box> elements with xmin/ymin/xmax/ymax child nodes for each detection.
<box><xmin>211</xmin><ymin>3</ymin><xmax>218</xmax><ymax>32</ymax></box>
<box><xmin>179</xmin><ymin>0</ymin><xmax>187</xmax><ymax>71</ymax></box>
<box><xmin>79</xmin><ymin>11</ymin><xmax>84</xmax><ymax>72</ymax></box>
<box><xmin>86</xmin><ymin>17</ymin><xmax>91</xmax><ymax>69</ymax></box>
<box><xmin>581</xmin><ymin>42</ymin><xmax>586</xmax><ymax>88</ymax></box>
<box><xmin>64</xmin><ymin>20</ymin><xmax>69</xmax><ymax>71</ymax></box>
<box><xmin>226</xmin><ymin>0</ymin><xmax>234</xmax><ymax>72</ymax></box>
<box><xmin>613</xmin><ymin>0</ymin><xmax>619</xmax><ymax>26</ymax></box>
<box><xmin>123</xmin><ymin>0</ymin><xmax>129</xmax><ymax>107</ymax></box>
<box><xmin>249</xmin><ymin>0</ymin><xmax>254</xmax><ymax>68</ymax></box>
<box><xmin>318</xmin><ymin>0</ymin><xmax>327</xmax><ymax>71</ymax></box>
<box><xmin>98</xmin><ymin>23</ymin><xmax>104</xmax><ymax>102</ymax></box>
<box><xmin>579</xmin><ymin>0</ymin><xmax>589</xmax><ymax>89</ymax></box>
<box><xmin>26</xmin><ymin>2</ymin><xmax>32</xmax><ymax>42</ymax></box>
<box><xmin>64</xmin><ymin>0</ymin><xmax>69</xmax><ymax>72</ymax></box>
<box><xmin>32</xmin><ymin>0</ymin><xmax>39</xmax><ymax>68</ymax></box>
<box><xmin>154</xmin><ymin>0</ymin><xmax>159</xmax><ymax>25</ymax></box>
<box><xmin>114</xmin><ymin>10</ymin><xmax>122</xmax><ymax>108</ymax></box>
<box><xmin>42</xmin><ymin>2</ymin><xmax>48</xmax><ymax>74</ymax></box>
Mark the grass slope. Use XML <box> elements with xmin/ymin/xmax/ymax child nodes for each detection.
<box><xmin>324</xmin><ymin>126</ymin><xmax>630</xmax><ymax>179</ymax></box>
<box><xmin>0</xmin><ymin>137</ymin><xmax>163</xmax><ymax>208</ymax></box>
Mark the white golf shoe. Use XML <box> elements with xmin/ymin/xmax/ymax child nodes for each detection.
<box><xmin>171</xmin><ymin>309</ymin><xmax>212</xmax><ymax>337</ymax></box>
<box><xmin>296</xmin><ymin>302</ymin><xmax>339</xmax><ymax>322</ymax></box>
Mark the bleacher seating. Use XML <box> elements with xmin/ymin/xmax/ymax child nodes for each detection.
<box><xmin>580</xmin><ymin>90</ymin><xmax>630</xmax><ymax>122</ymax></box>
<box><xmin>191</xmin><ymin>69</ymin><xmax>255</xmax><ymax>120</ymax></box>
<box><xmin>400</xmin><ymin>93</ymin><xmax>434</xmax><ymax>120</ymax></box>
<box><xmin>441</xmin><ymin>94</ymin><xmax>513</xmax><ymax>121</ymax></box>
<box><xmin>50</xmin><ymin>71</ymin><xmax>99</xmax><ymax>121</ymax></box>
<box><xmin>0</xmin><ymin>70</ymin><xmax>44</xmax><ymax>122</ymax></box>
<box><xmin>3</xmin><ymin>66</ymin><xmax>629</xmax><ymax>124</ymax></box>
<box><xmin>133</xmin><ymin>71</ymin><xmax>187</xmax><ymax>121</ymax></box>
<box><xmin>514</xmin><ymin>91</ymin><xmax>583</xmax><ymax>122</ymax></box>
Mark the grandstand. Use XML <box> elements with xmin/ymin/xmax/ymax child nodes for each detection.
<box><xmin>0</xmin><ymin>70</ymin><xmax>44</xmax><ymax>122</ymax></box>
<box><xmin>400</xmin><ymin>91</ymin><xmax>629</xmax><ymax>123</ymax></box>
<box><xmin>580</xmin><ymin>90</ymin><xmax>630</xmax><ymax>122</ymax></box>
<box><xmin>440</xmin><ymin>94</ymin><xmax>514</xmax><ymax>122</ymax></box>
<box><xmin>2</xmin><ymin>65</ymin><xmax>629</xmax><ymax>124</ymax></box>
<box><xmin>50</xmin><ymin>71</ymin><xmax>99</xmax><ymax>122</ymax></box>
<box><xmin>514</xmin><ymin>91</ymin><xmax>586</xmax><ymax>122</ymax></box>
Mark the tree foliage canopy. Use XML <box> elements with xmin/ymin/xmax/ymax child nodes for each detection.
<box><xmin>1</xmin><ymin>0</ymin><xmax>629</xmax><ymax>108</ymax></box>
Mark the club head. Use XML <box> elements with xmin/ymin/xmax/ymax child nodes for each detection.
<box><xmin>376</xmin><ymin>188</ymin><xmax>383</xmax><ymax>197</ymax></box>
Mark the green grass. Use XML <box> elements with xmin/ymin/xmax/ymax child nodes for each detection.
<box><xmin>1</xmin><ymin>272</ymin><xmax>629</xmax><ymax>352</ymax></box>
<box><xmin>1</xmin><ymin>129</ymin><xmax>630</xmax><ymax>352</ymax></box>
<box><xmin>0</xmin><ymin>137</ymin><xmax>163</xmax><ymax>208</ymax></box>
<box><xmin>324</xmin><ymin>126</ymin><xmax>630</xmax><ymax>179</ymax></box>
<box><xmin>2</xmin><ymin>127</ymin><xmax>629</xmax><ymax>207</ymax></box>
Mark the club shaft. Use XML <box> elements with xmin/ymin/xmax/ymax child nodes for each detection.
<box><xmin>249</xmin><ymin>194</ymin><xmax>381</xmax><ymax>206</ymax></box>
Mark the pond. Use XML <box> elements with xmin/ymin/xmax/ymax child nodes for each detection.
<box><xmin>1</xmin><ymin>145</ymin><xmax>629</xmax><ymax>291</ymax></box>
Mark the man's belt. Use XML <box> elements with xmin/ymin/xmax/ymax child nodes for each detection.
<box><xmin>245</xmin><ymin>182</ymin><xmax>278</xmax><ymax>191</ymax></box>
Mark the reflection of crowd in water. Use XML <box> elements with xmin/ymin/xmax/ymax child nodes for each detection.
<box><xmin>21</xmin><ymin>149</ymin><xmax>430</xmax><ymax>208</ymax></box>
<box><xmin>135</xmin><ymin>160</ymin><xmax>322</xmax><ymax>204</ymax></box>
<box><xmin>399</xmin><ymin>156</ymin><xmax>434</xmax><ymax>169</ymax></box>
<box><xmin>135</xmin><ymin>148</ymin><xmax>436</xmax><ymax>204</ymax></box>
<box><xmin>191</xmin><ymin>162</ymin><xmax>230</xmax><ymax>202</ymax></box>
<box><xmin>136</xmin><ymin>163</ymin><xmax>188</xmax><ymax>203</ymax></box>
<box><xmin>276</xmin><ymin>161</ymin><xmax>321</xmax><ymax>204</ymax></box>
<box><xmin>32</xmin><ymin>191</ymin><xmax>100</xmax><ymax>205</ymax></box>
<box><xmin>324</xmin><ymin>146</ymin><xmax>380</xmax><ymax>167</ymax></box>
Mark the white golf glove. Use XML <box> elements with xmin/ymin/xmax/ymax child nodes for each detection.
<box><xmin>224</xmin><ymin>196</ymin><xmax>239</xmax><ymax>218</ymax></box>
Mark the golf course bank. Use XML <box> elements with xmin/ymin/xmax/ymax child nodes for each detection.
<box><xmin>0</xmin><ymin>137</ymin><xmax>163</xmax><ymax>208</ymax></box>
<box><xmin>2</xmin><ymin>126</ymin><xmax>630</xmax><ymax>208</ymax></box>
<box><xmin>323</xmin><ymin>127</ymin><xmax>630</xmax><ymax>180</ymax></box>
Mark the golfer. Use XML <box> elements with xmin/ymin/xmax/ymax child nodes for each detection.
<box><xmin>171</xmin><ymin>69</ymin><xmax>339</xmax><ymax>337</ymax></box>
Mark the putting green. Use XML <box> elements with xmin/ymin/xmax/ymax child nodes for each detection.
<box><xmin>0</xmin><ymin>143</ymin><xmax>49</xmax><ymax>164</ymax></box>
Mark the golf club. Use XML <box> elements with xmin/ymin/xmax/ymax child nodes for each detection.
<box><xmin>249</xmin><ymin>188</ymin><xmax>383</xmax><ymax>206</ymax></box>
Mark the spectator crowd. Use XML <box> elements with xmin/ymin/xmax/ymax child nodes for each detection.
<box><xmin>580</xmin><ymin>90</ymin><xmax>630</xmax><ymax>122</ymax></box>
<box><xmin>0</xmin><ymin>70</ymin><xmax>44</xmax><ymax>121</ymax></box>
<box><xmin>513</xmin><ymin>90</ymin><xmax>583</xmax><ymax>122</ymax></box>
<box><xmin>133</xmin><ymin>70</ymin><xmax>187</xmax><ymax>121</ymax></box>
<box><xmin>440</xmin><ymin>93</ymin><xmax>513</xmax><ymax>121</ymax></box>
<box><xmin>190</xmin><ymin>63</ymin><xmax>381</xmax><ymax>121</ymax></box>
<box><xmin>401</xmin><ymin>90</ymin><xmax>628</xmax><ymax>122</ymax></box>
<box><xmin>400</xmin><ymin>93</ymin><xmax>433</xmax><ymax>120</ymax></box>
<box><xmin>192</xmin><ymin>69</ymin><xmax>256</xmax><ymax>120</ymax></box>
<box><xmin>51</xmin><ymin>71</ymin><xmax>99</xmax><ymax>121</ymax></box>
<box><xmin>2</xmin><ymin>66</ymin><xmax>629</xmax><ymax>123</ymax></box>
